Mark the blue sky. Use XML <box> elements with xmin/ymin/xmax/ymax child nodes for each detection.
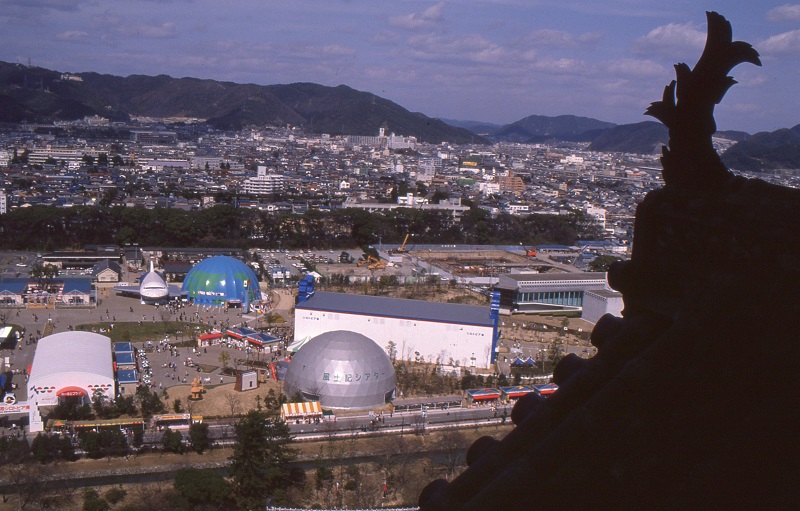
<box><xmin>1</xmin><ymin>1</ymin><xmax>798</xmax><ymax>133</ymax></box>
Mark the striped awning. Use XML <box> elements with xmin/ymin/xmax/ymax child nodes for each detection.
<box><xmin>281</xmin><ymin>401</ymin><xmax>323</xmax><ymax>419</ymax></box>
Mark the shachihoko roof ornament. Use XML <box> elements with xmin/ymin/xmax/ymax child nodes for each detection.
<box><xmin>644</xmin><ymin>11</ymin><xmax>761</xmax><ymax>191</ymax></box>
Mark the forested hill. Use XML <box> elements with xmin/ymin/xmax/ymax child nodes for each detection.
<box><xmin>0</xmin><ymin>205</ymin><xmax>599</xmax><ymax>251</ymax></box>
<box><xmin>721</xmin><ymin>125</ymin><xmax>800</xmax><ymax>172</ymax></box>
<box><xmin>0</xmin><ymin>61</ymin><xmax>480</xmax><ymax>144</ymax></box>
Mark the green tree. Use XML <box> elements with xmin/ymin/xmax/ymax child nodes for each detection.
<box><xmin>188</xmin><ymin>422</ymin><xmax>211</xmax><ymax>454</ymax></box>
<box><xmin>30</xmin><ymin>433</ymin><xmax>55</xmax><ymax>464</ymax></box>
<box><xmin>29</xmin><ymin>262</ymin><xmax>59</xmax><ymax>293</ymax></box>
<box><xmin>161</xmin><ymin>428</ymin><xmax>184</xmax><ymax>454</ymax></box>
<box><xmin>136</xmin><ymin>386</ymin><xmax>166</xmax><ymax>419</ymax></box>
<box><xmin>82</xmin><ymin>488</ymin><xmax>109</xmax><ymax>511</ymax></box>
<box><xmin>103</xmin><ymin>487</ymin><xmax>126</xmax><ymax>505</ymax></box>
<box><xmin>229</xmin><ymin>408</ymin><xmax>295</xmax><ymax>509</ymax></box>
<box><xmin>588</xmin><ymin>254</ymin><xmax>622</xmax><ymax>272</ymax></box>
<box><xmin>218</xmin><ymin>350</ymin><xmax>231</xmax><ymax>371</ymax></box>
<box><xmin>30</xmin><ymin>433</ymin><xmax>76</xmax><ymax>464</ymax></box>
<box><xmin>174</xmin><ymin>468</ymin><xmax>231</xmax><ymax>506</ymax></box>
<box><xmin>80</xmin><ymin>430</ymin><xmax>127</xmax><ymax>459</ymax></box>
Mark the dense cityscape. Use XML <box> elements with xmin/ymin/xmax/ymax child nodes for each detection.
<box><xmin>0</xmin><ymin>108</ymin><xmax>797</xmax><ymax>511</ymax></box>
<box><xmin>0</xmin><ymin>117</ymin><xmax>660</xmax><ymax>245</ymax></box>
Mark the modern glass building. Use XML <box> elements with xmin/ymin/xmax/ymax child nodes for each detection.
<box><xmin>494</xmin><ymin>272</ymin><xmax>608</xmax><ymax>313</ymax></box>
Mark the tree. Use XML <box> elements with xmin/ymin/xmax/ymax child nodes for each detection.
<box><xmin>136</xmin><ymin>386</ymin><xmax>166</xmax><ymax>419</ymax></box>
<box><xmin>225</xmin><ymin>393</ymin><xmax>242</xmax><ymax>417</ymax></box>
<box><xmin>80</xmin><ymin>429</ymin><xmax>127</xmax><ymax>459</ymax></box>
<box><xmin>92</xmin><ymin>389</ymin><xmax>113</xmax><ymax>419</ymax></box>
<box><xmin>161</xmin><ymin>428</ymin><xmax>184</xmax><ymax>454</ymax></box>
<box><xmin>29</xmin><ymin>262</ymin><xmax>59</xmax><ymax>293</ymax></box>
<box><xmin>229</xmin><ymin>408</ymin><xmax>296</xmax><ymax>509</ymax></box>
<box><xmin>386</xmin><ymin>341</ymin><xmax>398</xmax><ymax>363</ymax></box>
<box><xmin>588</xmin><ymin>254</ymin><xmax>621</xmax><ymax>272</ymax></box>
<box><xmin>30</xmin><ymin>433</ymin><xmax>55</xmax><ymax>464</ymax></box>
<box><xmin>188</xmin><ymin>422</ymin><xmax>211</xmax><ymax>454</ymax></box>
<box><xmin>103</xmin><ymin>487</ymin><xmax>126</xmax><ymax>505</ymax></box>
<box><xmin>218</xmin><ymin>350</ymin><xmax>231</xmax><ymax>372</ymax></box>
<box><xmin>174</xmin><ymin>468</ymin><xmax>232</xmax><ymax>507</ymax></box>
<box><xmin>81</xmin><ymin>488</ymin><xmax>109</xmax><ymax>511</ymax></box>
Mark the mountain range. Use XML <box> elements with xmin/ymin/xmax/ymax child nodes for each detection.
<box><xmin>0</xmin><ymin>61</ymin><xmax>479</xmax><ymax>144</ymax></box>
<box><xmin>1</xmin><ymin>61</ymin><xmax>799</xmax><ymax>171</ymax></box>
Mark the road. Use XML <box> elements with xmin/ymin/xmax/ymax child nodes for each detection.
<box><xmin>140</xmin><ymin>398</ymin><xmax>511</xmax><ymax>446</ymax></box>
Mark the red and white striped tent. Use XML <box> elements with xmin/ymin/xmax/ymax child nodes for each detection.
<box><xmin>280</xmin><ymin>401</ymin><xmax>323</xmax><ymax>421</ymax></box>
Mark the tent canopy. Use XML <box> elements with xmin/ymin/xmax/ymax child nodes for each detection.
<box><xmin>281</xmin><ymin>401</ymin><xmax>323</xmax><ymax>420</ymax></box>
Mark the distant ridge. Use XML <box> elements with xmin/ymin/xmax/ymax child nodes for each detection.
<box><xmin>438</xmin><ymin>118</ymin><xmax>504</xmax><ymax>136</ymax></box>
<box><xmin>0</xmin><ymin>61</ymin><xmax>480</xmax><ymax>144</ymax></box>
<box><xmin>492</xmin><ymin>114</ymin><xmax>616</xmax><ymax>143</ymax></box>
<box><xmin>587</xmin><ymin>121</ymin><xmax>668</xmax><ymax>154</ymax></box>
<box><xmin>721</xmin><ymin>125</ymin><xmax>800</xmax><ymax>172</ymax></box>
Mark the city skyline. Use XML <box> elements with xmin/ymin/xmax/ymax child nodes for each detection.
<box><xmin>2</xmin><ymin>1</ymin><xmax>799</xmax><ymax>133</ymax></box>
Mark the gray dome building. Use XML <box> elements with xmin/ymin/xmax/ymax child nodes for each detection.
<box><xmin>283</xmin><ymin>330</ymin><xmax>396</xmax><ymax>410</ymax></box>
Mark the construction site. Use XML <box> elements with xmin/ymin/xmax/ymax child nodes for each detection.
<box><xmin>304</xmin><ymin>244</ymin><xmax>578</xmax><ymax>286</ymax></box>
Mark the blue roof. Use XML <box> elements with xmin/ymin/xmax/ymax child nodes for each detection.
<box><xmin>499</xmin><ymin>385</ymin><xmax>534</xmax><ymax>396</ymax></box>
<box><xmin>0</xmin><ymin>278</ymin><xmax>93</xmax><ymax>294</ymax></box>
<box><xmin>0</xmin><ymin>279</ymin><xmax>27</xmax><ymax>293</ymax></box>
<box><xmin>114</xmin><ymin>342</ymin><xmax>133</xmax><ymax>353</ymax></box>
<box><xmin>116</xmin><ymin>369</ymin><xmax>138</xmax><ymax>384</ymax></box>
<box><xmin>228</xmin><ymin>327</ymin><xmax>280</xmax><ymax>346</ymax></box>
<box><xmin>297</xmin><ymin>291</ymin><xmax>493</xmax><ymax>327</ymax></box>
<box><xmin>62</xmin><ymin>278</ymin><xmax>92</xmax><ymax>293</ymax></box>
<box><xmin>115</xmin><ymin>352</ymin><xmax>136</xmax><ymax>365</ymax></box>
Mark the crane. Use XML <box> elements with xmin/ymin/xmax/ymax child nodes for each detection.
<box><xmin>391</xmin><ymin>233</ymin><xmax>410</xmax><ymax>254</ymax></box>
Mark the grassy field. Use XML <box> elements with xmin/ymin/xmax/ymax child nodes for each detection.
<box><xmin>73</xmin><ymin>321</ymin><xmax>204</xmax><ymax>344</ymax></box>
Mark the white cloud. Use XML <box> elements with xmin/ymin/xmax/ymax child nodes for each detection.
<box><xmin>321</xmin><ymin>44</ymin><xmax>356</xmax><ymax>57</ymax></box>
<box><xmin>56</xmin><ymin>30</ymin><xmax>89</xmax><ymax>41</ymax></box>
<box><xmin>759</xmin><ymin>29</ymin><xmax>800</xmax><ymax>55</ymax></box>
<box><xmin>606</xmin><ymin>58</ymin><xmax>666</xmax><ymax>79</ymax></box>
<box><xmin>405</xmin><ymin>33</ymin><xmax>508</xmax><ymax>64</ymax></box>
<box><xmin>522</xmin><ymin>29</ymin><xmax>603</xmax><ymax>49</ymax></box>
<box><xmin>633</xmin><ymin>21</ymin><xmax>705</xmax><ymax>60</ymax></box>
<box><xmin>119</xmin><ymin>22</ymin><xmax>177</xmax><ymax>39</ymax></box>
<box><xmin>389</xmin><ymin>2</ymin><xmax>445</xmax><ymax>30</ymax></box>
<box><xmin>766</xmin><ymin>4</ymin><xmax>800</xmax><ymax>23</ymax></box>
<box><xmin>529</xmin><ymin>57</ymin><xmax>587</xmax><ymax>75</ymax></box>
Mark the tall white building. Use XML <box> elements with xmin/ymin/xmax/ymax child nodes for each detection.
<box><xmin>243</xmin><ymin>166</ymin><xmax>285</xmax><ymax>196</ymax></box>
<box><xmin>0</xmin><ymin>191</ymin><xmax>6</xmax><ymax>214</ymax></box>
<box><xmin>585</xmin><ymin>206</ymin><xmax>607</xmax><ymax>231</ymax></box>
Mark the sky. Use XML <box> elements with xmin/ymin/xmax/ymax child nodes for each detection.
<box><xmin>1</xmin><ymin>1</ymin><xmax>799</xmax><ymax>134</ymax></box>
